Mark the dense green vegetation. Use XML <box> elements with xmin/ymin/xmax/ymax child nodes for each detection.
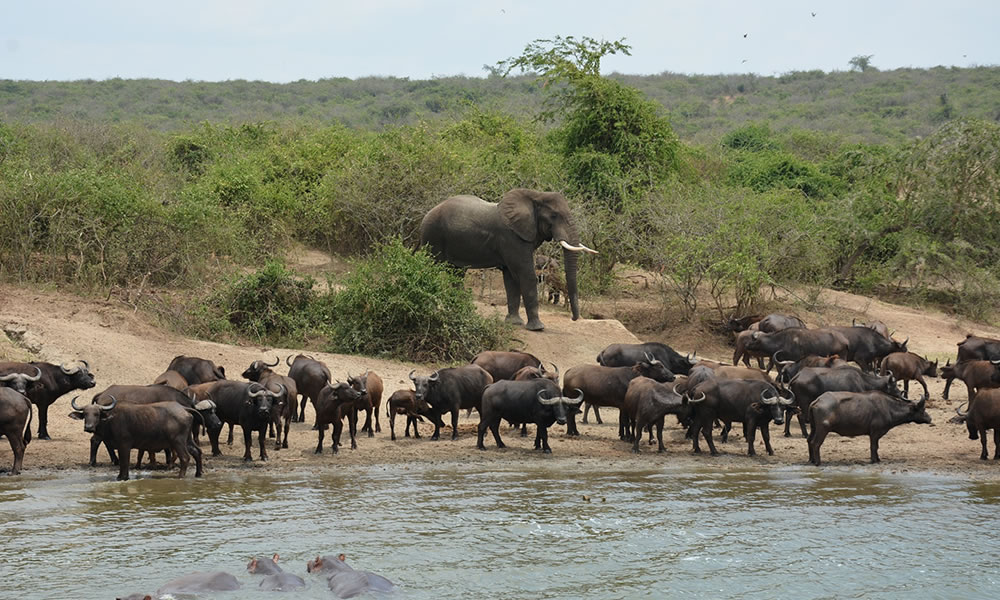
<box><xmin>2</xmin><ymin>40</ymin><xmax>999</xmax><ymax>358</ymax></box>
<box><xmin>3</xmin><ymin>65</ymin><xmax>999</xmax><ymax>144</ymax></box>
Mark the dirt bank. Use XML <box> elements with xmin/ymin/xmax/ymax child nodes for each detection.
<box><xmin>2</xmin><ymin>283</ymin><xmax>999</xmax><ymax>481</ymax></box>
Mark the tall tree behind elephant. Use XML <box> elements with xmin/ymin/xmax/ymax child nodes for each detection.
<box><xmin>419</xmin><ymin>188</ymin><xmax>596</xmax><ymax>331</ymax></box>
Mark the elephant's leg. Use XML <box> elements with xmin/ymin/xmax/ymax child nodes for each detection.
<box><xmin>501</xmin><ymin>268</ymin><xmax>524</xmax><ymax>326</ymax></box>
<box><xmin>513</xmin><ymin>260</ymin><xmax>544</xmax><ymax>331</ymax></box>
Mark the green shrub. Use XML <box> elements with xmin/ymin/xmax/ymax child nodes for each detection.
<box><xmin>323</xmin><ymin>238</ymin><xmax>511</xmax><ymax>362</ymax></box>
<box><xmin>199</xmin><ymin>261</ymin><xmax>317</xmax><ymax>342</ymax></box>
<box><xmin>722</xmin><ymin>123</ymin><xmax>779</xmax><ymax>152</ymax></box>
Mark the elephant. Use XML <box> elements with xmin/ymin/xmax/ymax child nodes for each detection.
<box><xmin>419</xmin><ymin>188</ymin><xmax>596</xmax><ymax>331</ymax></box>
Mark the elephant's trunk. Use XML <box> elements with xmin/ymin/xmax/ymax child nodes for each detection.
<box><xmin>563</xmin><ymin>246</ymin><xmax>580</xmax><ymax>321</ymax></box>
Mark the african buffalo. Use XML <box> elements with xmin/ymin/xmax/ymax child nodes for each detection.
<box><xmin>879</xmin><ymin>352</ymin><xmax>938</xmax><ymax>398</ymax></box>
<box><xmin>957</xmin><ymin>389</ymin><xmax>1000</xmax><ymax>459</ymax></box>
<box><xmin>89</xmin><ymin>384</ymin><xmax>221</xmax><ymax>468</ymax></box>
<box><xmin>167</xmin><ymin>355</ymin><xmax>226</xmax><ymax>385</ymax></box>
<box><xmin>733</xmin><ymin>329</ymin><xmax>768</xmax><ymax>369</ymax></box>
<box><xmin>622</xmin><ymin>377</ymin><xmax>688</xmax><ymax>453</ymax></box>
<box><xmin>786</xmin><ymin>366</ymin><xmax>901</xmax><ymax>438</ymax></box>
<box><xmin>201</xmin><ymin>381</ymin><xmax>283</xmax><ymax>461</ymax></box>
<box><xmin>0</xmin><ymin>366</ymin><xmax>41</xmax><ymax>395</ymax></box>
<box><xmin>385</xmin><ymin>389</ymin><xmax>433</xmax><ymax>441</ymax></box>
<box><xmin>69</xmin><ymin>396</ymin><xmax>203</xmax><ymax>481</ymax></box>
<box><xmin>471</xmin><ymin>350</ymin><xmax>545</xmax><ymax>382</ymax></box>
<box><xmin>0</xmin><ymin>360</ymin><xmax>96</xmax><ymax>439</ymax></box>
<box><xmin>956</xmin><ymin>334</ymin><xmax>1000</xmax><ymax>362</ymax></box>
<box><xmin>410</xmin><ymin>365</ymin><xmax>493</xmax><ymax>440</ymax></box>
<box><xmin>597</xmin><ymin>342</ymin><xmax>696</xmax><ymax>376</ymax></box>
<box><xmin>773</xmin><ymin>353</ymin><xmax>850</xmax><ymax>385</ymax></box>
<box><xmin>563</xmin><ymin>355</ymin><xmax>674</xmax><ymax>438</ymax></box>
<box><xmin>757</xmin><ymin>313</ymin><xmax>806</xmax><ymax>333</ymax></box>
<box><xmin>152</xmin><ymin>370</ymin><xmax>188</xmax><ymax>390</ymax></box>
<box><xmin>314</xmin><ymin>382</ymin><xmax>365</xmax><ymax>454</ymax></box>
<box><xmin>942</xmin><ymin>359</ymin><xmax>1000</xmax><ymax>402</ymax></box>
<box><xmin>477</xmin><ymin>379</ymin><xmax>583</xmax><ymax>453</ymax></box>
<box><xmin>286</xmin><ymin>354</ymin><xmax>331</xmax><ymax>423</ymax></box>
<box><xmin>743</xmin><ymin>329</ymin><xmax>850</xmax><ymax>373</ymax></box>
<box><xmin>347</xmin><ymin>370</ymin><xmax>384</xmax><ymax>437</ymax></box>
<box><xmin>829</xmin><ymin>325</ymin><xmax>908</xmax><ymax>372</ymax></box>
<box><xmin>727</xmin><ymin>314</ymin><xmax>764</xmax><ymax>332</ymax></box>
<box><xmin>0</xmin><ymin>387</ymin><xmax>32</xmax><ymax>475</ymax></box>
<box><xmin>685</xmin><ymin>379</ymin><xmax>793</xmax><ymax>456</ymax></box>
<box><xmin>242</xmin><ymin>357</ymin><xmax>298</xmax><ymax>449</ymax></box>
<box><xmin>807</xmin><ymin>391</ymin><xmax>931</xmax><ymax>466</ymax></box>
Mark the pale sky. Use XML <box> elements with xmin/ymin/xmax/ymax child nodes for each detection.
<box><xmin>1</xmin><ymin>0</ymin><xmax>996</xmax><ymax>82</ymax></box>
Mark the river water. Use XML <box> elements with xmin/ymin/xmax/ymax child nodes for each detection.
<box><xmin>2</xmin><ymin>462</ymin><xmax>998</xmax><ymax>599</ymax></box>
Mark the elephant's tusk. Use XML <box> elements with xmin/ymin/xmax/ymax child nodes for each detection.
<box><xmin>560</xmin><ymin>240</ymin><xmax>598</xmax><ymax>254</ymax></box>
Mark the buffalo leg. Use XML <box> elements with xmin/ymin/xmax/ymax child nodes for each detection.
<box><xmin>297</xmin><ymin>396</ymin><xmax>308</xmax><ymax>423</ymax></box>
<box><xmin>476</xmin><ymin>420</ymin><xmax>489</xmax><ymax>450</ymax></box>
<box><xmin>917</xmin><ymin>376</ymin><xmax>929</xmax><ymax>400</ymax></box>
<box><xmin>450</xmin><ymin>408</ymin><xmax>459</xmax><ymax>441</ymax></box>
<box><xmin>410</xmin><ymin>416</ymin><xmax>421</xmax><ymax>438</ymax></box>
<box><xmin>430</xmin><ymin>410</ymin><xmax>443</xmax><ymax>440</ymax></box>
<box><xmin>491</xmin><ymin>421</ymin><xmax>505</xmax><ymax>449</ymax></box>
<box><xmin>719</xmin><ymin>421</ymin><xmax>731</xmax><ymax>443</ymax></box>
<box><xmin>981</xmin><ymin>427</ymin><xmax>989</xmax><ymax>460</ymax></box>
<box><xmin>267</xmin><ymin>419</ymin><xmax>275</xmax><ymax>438</ymax></box>
<box><xmin>390</xmin><ymin>411</ymin><xmax>398</xmax><ymax>441</ymax></box>
<box><xmin>348</xmin><ymin>412</ymin><xmax>358</xmax><ymax>449</ymax></box>
<box><xmin>362</xmin><ymin>405</ymin><xmax>375</xmax><ymax>438</ymax></box>
<box><xmin>208</xmin><ymin>426</ymin><xmax>223</xmax><ymax>456</ymax></box>
<box><xmin>700</xmin><ymin>419</ymin><xmax>718</xmax><ymax>456</ymax></box>
<box><xmin>315</xmin><ymin>425</ymin><xmax>326</xmax><ymax>454</ymax></box>
<box><xmin>746</xmin><ymin>419</ymin><xmax>757</xmax><ymax>456</ymax></box>
<box><xmin>242</xmin><ymin>425</ymin><xmax>253</xmax><ymax>461</ymax></box>
<box><xmin>760</xmin><ymin>424</ymin><xmax>774</xmax><ymax>456</ymax></box>
<box><xmin>566</xmin><ymin>412</ymin><xmax>580</xmax><ymax>436</ymax></box>
<box><xmin>374</xmin><ymin>405</ymin><xmax>381</xmax><ymax>433</ymax></box>
<box><xmin>903</xmin><ymin>380</ymin><xmax>909</xmax><ymax>398</ymax></box>
<box><xmin>631</xmin><ymin>418</ymin><xmax>644</xmax><ymax>453</ymax></box>
<box><xmin>281</xmin><ymin>411</ymin><xmax>291</xmax><ymax>449</ymax></box>
<box><xmin>520</xmin><ymin>423</ymin><xmax>528</xmax><ymax>437</ymax></box>
<box><xmin>6</xmin><ymin>428</ymin><xmax>25</xmax><ymax>475</ymax></box>
<box><xmin>117</xmin><ymin>444</ymin><xmax>132</xmax><ymax>481</ymax></box>
<box><xmin>173</xmin><ymin>441</ymin><xmax>190</xmax><ymax>478</ymax></box>
<box><xmin>593</xmin><ymin>404</ymin><xmax>603</xmax><ymax>423</ymax></box>
<box><xmin>227</xmin><ymin>423</ymin><xmax>234</xmax><ymax>446</ymax></box>
<box><xmin>36</xmin><ymin>402</ymin><xmax>51</xmax><ymax>440</ymax></box>
<box><xmin>869</xmin><ymin>434</ymin><xmax>882</xmax><ymax>463</ymax></box>
<box><xmin>618</xmin><ymin>408</ymin><xmax>628</xmax><ymax>441</ymax></box>
<box><xmin>809</xmin><ymin>428</ymin><xmax>829</xmax><ymax>466</ymax></box>
<box><xmin>537</xmin><ymin>425</ymin><xmax>550</xmax><ymax>453</ymax></box>
<box><xmin>994</xmin><ymin>428</ymin><xmax>999</xmax><ymax>459</ymax></box>
<box><xmin>188</xmin><ymin>440</ymin><xmax>203</xmax><ymax>477</ymax></box>
<box><xmin>257</xmin><ymin>425</ymin><xmax>268</xmax><ymax>461</ymax></box>
<box><xmin>656</xmin><ymin>418</ymin><xmax>666</xmax><ymax>453</ymax></box>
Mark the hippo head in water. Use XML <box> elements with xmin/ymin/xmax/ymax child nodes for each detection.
<box><xmin>247</xmin><ymin>553</ymin><xmax>282</xmax><ymax>575</ymax></box>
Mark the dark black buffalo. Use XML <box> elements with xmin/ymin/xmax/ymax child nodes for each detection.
<box><xmin>286</xmin><ymin>354</ymin><xmax>331</xmax><ymax>423</ymax></box>
<box><xmin>68</xmin><ymin>396</ymin><xmax>203</xmax><ymax>481</ymax></box>
<box><xmin>0</xmin><ymin>366</ymin><xmax>41</xmax><ymax>395</ymax></box>
<box><xmin>807</xmin><ymin>391</ymin><xmax>931</xmax><ymax>465</ymax></box>
<box><xmin>314</xmin><ymin>382</ymin><xmax>365</xmax><ymax>454</ymax></box>
<box><xmin>743</xmin><ymin>328</ymin><xmax>850</xmax><ymax>373</ymax></box>
<box><xmin>167</xmin><ymin>355</ymin><xmax>226</xmax><ymax>385</ymax></box>
<box><xmin>0</xmin><ymin>387</ymin><xmax>32</xmax><ymax>475</ymax></box>
<box><xmin>685</xmin><ymin>379</ymin><xmax>793</xmax><ymax>456</ymax></box>
<box><xmin>0</xmin><ymin>360</ymin><xmax>96</xmax><ymax>439</ymax></box>
<box><xmin>597</xmin><ymin>342</ymin><xmax>696</xmax><ymax>376</ymax></box>
<box><xmin>786</xmin><ymin>366</ymin><xmax>901</xmax><ymax>438</ymax></box>
<box><xmin>242</xmin><ymin>357</ymin><xmax>298</xmax><ymax>449</ymax></box>
<box><xmin>829</xmin><ymin>326</ymin><xmax>908</xmax><ymax>372</ymax></box>
<box><xmin>477</xmin><ymin>379</ymin><xmax>583</xmax><ymax>454</ymax></box>
<box><xmin>471</xmin><ymin>350</ymin><xmax>546</xmax><ymax>382</ymax></box>
<box><xmin>409</xmin><ymin>366</ymin><xmax>493</xmax><ymax>440</ymax></box>
<box><xmin>622</xmin><ymin>377</ymin><xmax>688</xmax><ymax>453</ymax></box>
<box><xmin>727</xmin><ymin>314</ymin><xmax>764</xmax><ymax>332</ymax></box>
<box><xmin>956</xmin><ymin>389</ymin><xmax>1000</xmax><ymax>458</ymax></box>
<box><xmin>563</xmin><ymin>357</ymin><xmax>674</xmax><ymax>438</ymax></box>
<box><xmin>201</xmin><ymin>381</ymin><xmax>283</xmax><ymax>461</ymax></box>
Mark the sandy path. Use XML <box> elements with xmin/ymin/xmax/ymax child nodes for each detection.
<box><xmin>1</xmin><ymin>284</ymin><xmax>998</xmax><ymax>480</ymax></box>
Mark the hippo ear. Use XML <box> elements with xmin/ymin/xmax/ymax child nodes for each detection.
<box><xmin>499</xmin><ymin>189</ymin><xmax>537</xmax><ymax>242</ymax></box>
<box><xmin>272</xmin><ymin>553</ymin><xmax>279</xmax><ymax>563</ymax></box>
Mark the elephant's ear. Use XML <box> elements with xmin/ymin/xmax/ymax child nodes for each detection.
<box><xmin>499</xmin><ymin>188</ymin><xmax>537</xmax><ymax>242</ymax></box>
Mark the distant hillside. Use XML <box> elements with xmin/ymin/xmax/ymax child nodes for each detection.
<box><xmin>3</xmin><ymin>66</ymin><xmax>999</xmax><ymax>144</ymax></box>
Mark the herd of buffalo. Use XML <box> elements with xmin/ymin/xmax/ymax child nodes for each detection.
<box><xmin>2</xmin><ymin>315</ymin><xmax>1000</xmax><ymax>478</ymax></box>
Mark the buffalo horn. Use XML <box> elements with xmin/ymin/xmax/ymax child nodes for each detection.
<box><xmin>264</xmin><ymin>356</ymin><xmax>280</xmax><ymax>367</ymax></box>
<box><xmin>902</xmin><ymin>337</ymin><xmax>909</xmax><ymax>347</ymax></box>
<box><xmin>687</xmin><ymin>352</ymin><xmax>697</xmax><ymax>364</ymax></box>
<box><xmin>565</xmin><ymin>388</ymin><xmax>584</xmax><ymax>405</ymax></box>
<box><xmin>991</xmin><ymin>359</ymin><xmax>1000</xmax><ymax>365</ymax></box>
<box><xmin>286</xmin><ymin>355</ymin><xmax>295</xmax><ymax>367</ymax></box>
<box><xmin>559</xmin><ymin>240</ymin><xmax>599</xmax><ymax>254</ymax></box>
<box><xmin>268</xmin><ymin>383</ymin><xmax>287</xmax><ymax>398</ymax></box>
<box><xmin>778</xmin><ymin>389</ymin><xmax>795</xmax><ymax>406</ymax></box>
<box><xmin>760</xmin><ymin>389</ymin><xmax>779</xmax><ymax>405</ymax></box>
<box><xmin>60</xmin><ymin>361</ymin><xmax>80</xmax><ymax>375</ymax></box>
<box><xmin>81</xmin><ymin>359</ymin><xmax>89</xmax><ymax>369</ymax></box>
<box><xmin>194</xmin><ymin>399</ymin><xmax>216</xmax><ymax>411</ymax></box>
<box><xmin>687</xmin><ymin>391</ymin><xmax>707</xmax><ymax>404</ymax></box>
<box><xmin>248</xmin><ymin>383</ymin><xmax>266</xmax><ymax>397</ymax></box>
<box><xmin>428</xmin><ymin>371</ymin><xmax>440</xmax><ymax>382</ymax></box>
<box><xmin>101</xmin><ymin>395</ymin><xmax>117</xmax><ymax>411</ymax></box>
<box><xmin>70</xmin><ymin>396</ymin><xmax>84</xmax><ymax>411</ymax></box>
<box><xmin>409</xmin><ymin>370</ymin><xmax>417</xmax><ymax>382</ymax></box>
<box><xmin>955</xmin><ymin>402</ymin><xmax>969</xmax><ymax>417</ymax></box>
<box><xmin>773</xmin><ymin>351</ymin><xmax>794</xmax><ymax>366</ymax></box>
<box><xmin>550</xmin><ymin>362</ymin><xmax>560</xmax><ymax>379</ymax></box>
<box><xmin>537</xmin><ymin>390</ymin><xmax>560</xmax><ymax>406</ymax></box>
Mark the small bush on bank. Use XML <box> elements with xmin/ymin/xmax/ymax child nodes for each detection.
<box><xmin>323</xmin><ymin>238</ymin><xmax>511</xmax><ymax>362</ymax></box>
